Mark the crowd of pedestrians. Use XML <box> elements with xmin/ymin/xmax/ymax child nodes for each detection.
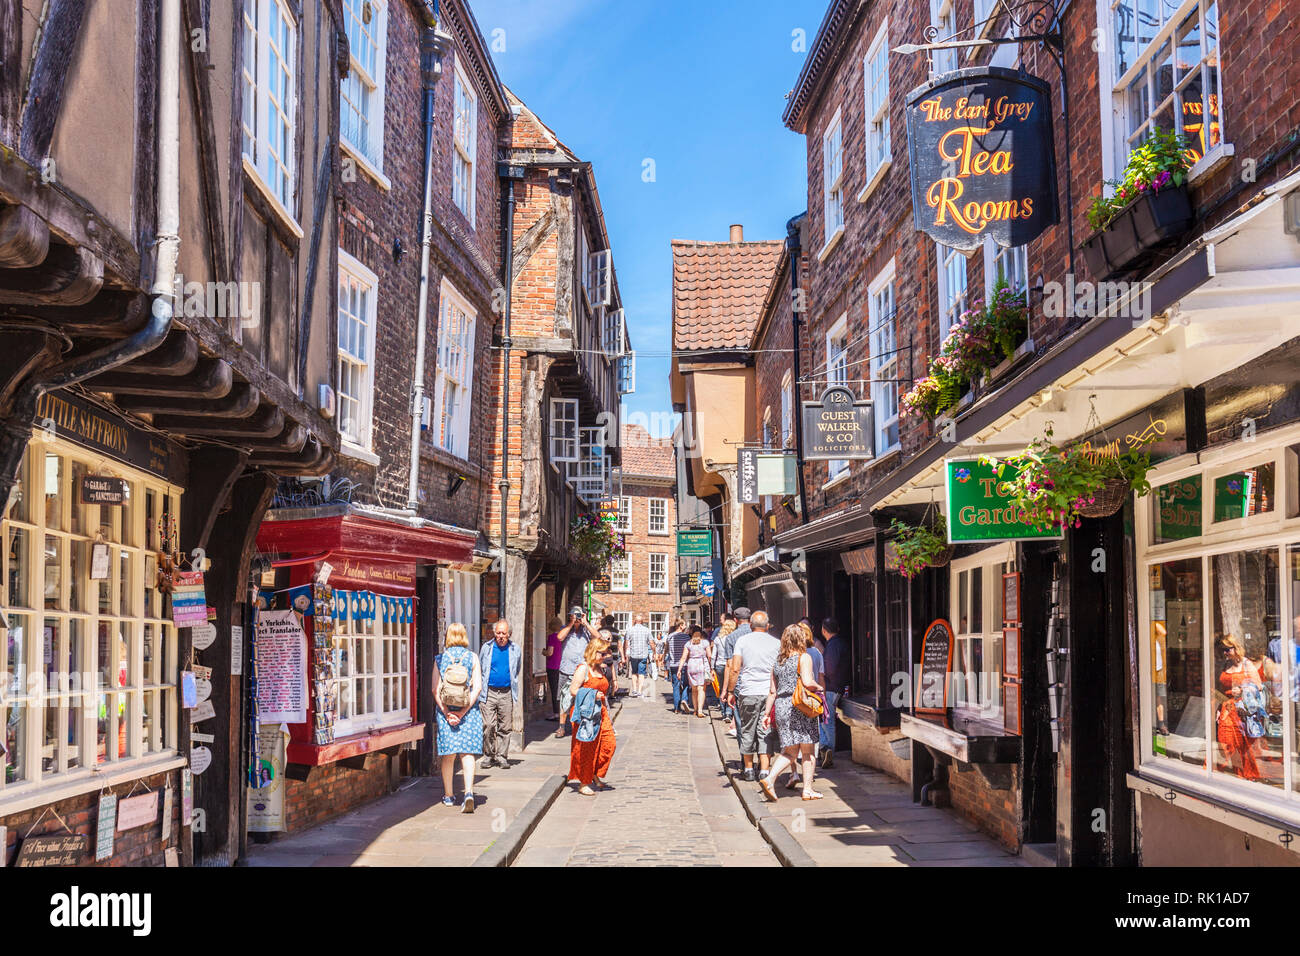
<box><xmin>429</xmin><ymin>602</ymin><xmax>849</xmax><ymax>808</ymax></box>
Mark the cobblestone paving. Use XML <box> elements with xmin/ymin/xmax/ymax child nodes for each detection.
<box><xmin>513</xmin><ymin>681</ymin><xmax>777</xmax><ymax>867</ymax></box>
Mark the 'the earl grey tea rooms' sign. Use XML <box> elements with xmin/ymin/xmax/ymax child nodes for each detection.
<box><xmin>906</xmin><ymin>67</ymin><xmax>1059</xmax><ymax>251</ymax></box>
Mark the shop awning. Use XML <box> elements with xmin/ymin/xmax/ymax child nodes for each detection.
<box><xmin>870</xmin><ymin>168</ymin><xmax>1300</xmax><ymax>510</ymax></box>
<box><xmin>257</xmin><ymin>504</ymin><xmax>476</xmax><ymax>570</ymax></box>
<box><xmin>775</xmin><ymin>504</ymin><xmax>874</xmax><ymax>553</ymax></box>
<box><xmin>731</xmin><ymin>546</ymin><xmax>785</xmax><ymax>582</ymax></box>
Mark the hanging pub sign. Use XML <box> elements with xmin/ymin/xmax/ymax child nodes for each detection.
<box><xmin>802</xmin><ymin>386</ymin><xmax>874</xmax><ymax>461</ymax></box>
<box><xmin>946</xmin><ymin>458</ymin><xmax>1063</xmax><ymax>542</ymax></box>
<box><xmin>677</xmin><ymin>528</ymin><xmax>713</xmax><ymax>557</ymax></box>
<box><xmin>737</xmin><ymin>447</ymin><xmax>759</xmax><ymax>504</ymax></box>
<box><xmin>905</xmin><ymin>67</ymin><xmax>1059</xmax><ymax>251</ymax></box>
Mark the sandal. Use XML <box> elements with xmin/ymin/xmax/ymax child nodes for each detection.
<box><xmin>758</xmin><ymin>777</ymin><xmax>778</xmax><ymax>803</ymax></box>
<box><xmin>578</xmin><ymin>785</ymin><xmax>596</xmax><ymax>796</ymax></box>
<box><xmin>801</xmin><ymin>790</ymin><xmax>824</xmax><ymax>801</ymax></box>
<box><xmin>784</xmin><ymin>776</ymin><xmax>801</xmax><ymax>791</ymax></box>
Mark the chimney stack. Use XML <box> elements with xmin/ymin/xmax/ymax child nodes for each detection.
<box><xmin>729</xmin><ymin>224</ymin><xmax>744</xmax><ymax>243</ymax></box>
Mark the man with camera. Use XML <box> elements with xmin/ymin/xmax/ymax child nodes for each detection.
<box><xmin>555</xmin><ymin>606</ymin><xmax>598</xmax><ymax>738</ymax></box>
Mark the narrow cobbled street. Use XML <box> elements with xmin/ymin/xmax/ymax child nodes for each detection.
<box><xmin>513</xmin><ymin>691</ymin><xmax>776</xmax><ymax>867</ymax></box>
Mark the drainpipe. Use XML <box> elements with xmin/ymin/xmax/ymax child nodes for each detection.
<box><xmin>787</xmin><ymin>213</ymin><xmax>808</xmax><ymax>518</ymax></box>
<box><xmin>0</xmin><ymin>0</ymin><xmax>179</xmax><ymax>496</ymax></box>
<box><xmin>407</xmin><ymin>8</ymin><xmax>447</xmax><ymax>510</ymax></box>
<box><xmin>497</xmin><ymin>163</ymin><xmax>525</xmax><ymax>616</ymax></box>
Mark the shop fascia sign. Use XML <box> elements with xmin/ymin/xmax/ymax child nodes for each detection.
<box><xmin>945</xmin><ymin>458</ymin><xmax>1063</xmax><ymax>543</ymax></box>
<box><xmin>801</xmin><ymin>386</ymin><xmax>875</xmax><ymax>462</ymax></box>
<box><xmin>905</xmin><ymin>66</ymin><xmax>1059</xmax><ymax>250</ymax></box>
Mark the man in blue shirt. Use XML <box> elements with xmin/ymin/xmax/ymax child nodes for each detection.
<box><xmin>821</xmin><ymin>618</ymin><xmax>848</xmax><ymax>769</ymax></box>
<box><xmin>479</xmin><ymin>619</ymin><xmax>522</xmax><ymax>769</ymax></box>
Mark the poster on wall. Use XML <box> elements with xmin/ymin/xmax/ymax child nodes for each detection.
<box><xmin>255</xmin><ymin>610</ymin><xmax>308</xmax><ymax>724</ymax></box>
<box><xmin>905</xmin><ymin>67</ymin><xmax>1059</xmax><ymax>250</ymax></box>
<box><xmin>247</xmin><ymin>723</ymin><xmax>291</xmax><ymax>833</ymax></box>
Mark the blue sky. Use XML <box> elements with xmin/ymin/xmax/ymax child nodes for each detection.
<box><xmin>469</xmin><ymin>0</ymin><xmax>822</xmax><ymax>437</ymax></box>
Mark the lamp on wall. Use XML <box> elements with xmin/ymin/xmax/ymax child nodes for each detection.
<box><xmin>447</xmin><ymin>474</ymin><xmax>467</xmax><ymax>497</ymax></box>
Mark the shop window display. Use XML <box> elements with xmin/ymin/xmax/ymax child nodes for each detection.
<box><xmin>0</xmin><ymin>436</ymin><xmax>179</xmax><ymax>804</ymax></box>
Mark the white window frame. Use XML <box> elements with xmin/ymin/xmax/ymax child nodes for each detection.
<box><xmin>648</xmin><ymin>553</ymin><xmax>669</xmax><ymax>594</ymax></box>
<box><xmin>433</xmin><ymin>279</ymin><xmax>477</xmax><ymax>460</ymax></box>
<box><xmin>337</xmin><ymin>250</ymin><xmax>379</xmax><ymax>459</ymax></box>
<box><xmin>602</xmin><ymin>307</ymin><xmax>626</xmax><ymax>357</ymax></box>
<box><xmin>1134</xmin><ymin>432</ymin><xmax>1300</xmax><ymax>823</ymax></box>
<box><xmin>614</xmin><ymin>496</ymin><xmax>631</xmax><ymax>533</ymax></box>
<box><xmin>0</xmin><ymin>435</ymin><xmax>182</xmax><ymax>814</ymax></box>
<box><xmin>859</xmin><ymin>21</ymin><xmax>892</xmax><ymax>203</ymax></box>
<box><xmin>570</xmin><ymin>426</ymin><xmax>609</xmax><ymax>504</ymax></box>
<box><xmin>452</xmin><ymin>57</ymin><xmax>477</xmax><ymax>223</ymax></box>
<box><xmin>587</xmin><ymin>250</ymin><xmax>613</xmax><ymax>308</ymax></box>
<box><xmin>781</xmin><ymin>371</ymin><xmax>794</xmax><ymax>449</ymax></box>
<box><xmin>868</xmin><ymin>260</ymin><xmax>900</xmax><ymax>456</ymax></box>
<box><xmin>935</xmin><ymin>242</ymin><xmax>968</xmax><ymax>341</ymax></box>
<box><xmin>949</xmin><ymin>546</ymin><xmax>1007</xmax><ymax>721</ymax></box>
<box><xmin>820</xmin><ymin>108</ymin><xmax>845</xmax><ymax>259</ymax></box>
<box><xmin>613</xmin><ymin>612</ymin><xmax>632</xmax><ymax>636</ymax></box>
<box><xmin>610</xmin><ymin>553</ymin><xmax>632</xmax><ymax>593</ymax></box>
<box><xmin>825</xmin><ymin>314</ymin><xmax>850</xmax><ymax>482</ymax></box>
<box><xmin>549</xmin><ymin>398</ymin><xmax>579</xmax><ymax>464</ymax></box>
<box><xmin>930</xmin><ymin>0</ymin><xmax>957</xmax><ymax>75</ymax></box>
<box><xmin>649</xmin><ymin>612</ymin><xmax>668</xmax><ymax>643</ymax></box>
<box><xmin>332</xmin><ymin>593</ymin><xmax>412</xmax><ymax>737</ymax></box>
<box><xmin>340</xmin><ymin>0</ymin><xmax>389</xmax><ymax>185</ymax></box>
<box><xmin>617</xmin><ymin>350</ymin><xmax>636</xmax><ymax>395</ymax></box>
<box><xmin>241</xmin><ymin>0</ymin><xmax>300</xmax><ymax>232</ymax></box>
<box><xmin>648</xmin><ymin>498</ymin><xmax>669</xmax><ymax>536</ymax></box>
<box><xmin>441</xmin><ymin>568</ymin><xmax>482</xmax><ymax>652</ymax></box>
<box><xmin>1105</xmin><ymin>0</ymin><xmax>1226</xmax><ymax>182</ymax></box>
<box><xmin>984</xmin><ymin>239</ymin><xmax>1030</xmax><ymax>301</ymax></box>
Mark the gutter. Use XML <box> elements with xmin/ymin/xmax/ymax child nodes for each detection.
<box><xmin>0</xmin><ymin>0</ymin><xmax>180</xmax><ymax>495</ymax></box>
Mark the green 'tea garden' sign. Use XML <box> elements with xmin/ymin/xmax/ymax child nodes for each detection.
<box><xmin>945</xmin><ymin>459</ymin><xmax>1064</xmax><ymax>543</ymax></box>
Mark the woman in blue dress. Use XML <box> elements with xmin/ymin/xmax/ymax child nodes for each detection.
<box><xmin>433</xmin><ymin>623</ymin><xmax>483</xmax><ymax>812</ymax></box>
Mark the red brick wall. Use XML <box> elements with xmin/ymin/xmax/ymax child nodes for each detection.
<box><xmin>947</xmin><ymin>762</ymin><xmax>1021</xmax><ymax>852</ymax></box>
<box><xmin>599</xmin><ymin>479</ymin><xmax>679</xmax><ymax>620</ymax></box>
<box><xmin>1</xmin><ymin>768</ymin><xmax>183</xmax><ymax>867</ymax></box>
<box><xmin>281</xmin><ymin>753</ymin><xmax>396</xmax><ymax>834</ymax></box>
<box><xmin>332</xmin><ymin>0</ymin><xmax>501</xmax><ymax>533</ymax></box>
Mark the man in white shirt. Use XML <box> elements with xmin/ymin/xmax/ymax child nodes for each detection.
<box><xmin>725</xmin><ymin>609</ymin><xmax>780</xmax><ymax>782</ymax></box>
<box><xmin>623</xmin><ymin>613</ymin><xmax>654</xmax><ymax>698</ymax></box>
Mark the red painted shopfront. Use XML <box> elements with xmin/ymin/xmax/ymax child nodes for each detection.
<box><xmin>252</xmin><ymin>509</ymin><xmax>475</xmax><ymax>832</ymax></box>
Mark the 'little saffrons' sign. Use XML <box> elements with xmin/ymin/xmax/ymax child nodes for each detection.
<box><xmin>906</xmin><ymin>67</ymin><xmax>1059</xmax><ymax>251</ymax></box>
<box><xmin>945</xmin><ymin>459</ymin><xmax>1063</xmax><ymax>543</ymax></box>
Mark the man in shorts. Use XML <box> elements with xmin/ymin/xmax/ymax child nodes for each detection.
<box><xmin>725</xmin><ymin>609</ymin><xmax>779</xmax><ymax>782</ymax></box>
<box><xmin>623</xmin><ymin>613</ymin><xmax>653</xmax><ymax>698</ymax></box>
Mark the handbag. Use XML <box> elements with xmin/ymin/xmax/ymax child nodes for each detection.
<box><xmin>793</xmin><ymin>654</ymin><xmax>824</xmax><ymax>719</ymax></box>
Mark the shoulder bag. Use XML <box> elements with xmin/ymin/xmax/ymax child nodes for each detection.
<box><xmin>792</xmin><ymin>653</ymin><xmax>824</xmax><ymax>719</ymax></box>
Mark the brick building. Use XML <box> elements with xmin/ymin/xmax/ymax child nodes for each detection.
<box><xmin>769</xmin><ymin>0</ymin><xmax>1300</xmax><ymax>867</ymax></box>
<box><xmin>484</xmin><ymin>90</ymin><xmax>632</xmax><ymax>721</ymax></box>
<box><xmin>598</xmin><ymin>425</ymin><xmax>677</xmax><ymax>641</ymax></box>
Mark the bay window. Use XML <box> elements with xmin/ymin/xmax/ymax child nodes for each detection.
<box><xmin>1138</xmin><ymin>438</ymin><xmax>1300</xmax><ymax>817</ymax></box>
<box><xmin>1</xmin><ymin>437</ymin><xmax>180</xmax><ymax>808</ymax></box>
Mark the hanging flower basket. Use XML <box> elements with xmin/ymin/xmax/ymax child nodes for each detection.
<box><xmin>1075</xmin><ymin>475</ymin><xmax>1130</xmax><ymax>518</ymax></box>
<box><xmin>886</xmin><ymin>514</ymin><xmax>952</xmax><ymax>579</ymax></box>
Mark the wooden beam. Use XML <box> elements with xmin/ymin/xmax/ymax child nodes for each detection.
<box><xmin>181</xmin><ymin>0</ymin><xmax>228</xmax><ymax>284</ymax></box>
<box><xmin>0</xmin><ymin>203</ymin><xmax>49</xmax><ymax>269</ymax></box>
<box><xmin>0</xmin><ymin>0</ymin><xmax>20</xmax><ymax>144</ymax></box>
<box><xmin>296</xmin><ymin>141</ymin><xmax>334</xmax><ymax>388</ymax></box>
<box><xmin>153</xmin><ymin>403</ymin><xmax>283</xmax><ymax>438</ymax></box>
<box><xmin>112</xmin><ymin>382</ymin><xmax>261</xmax><ymax>418</ymax></box>
<box><xmin>18</xmin><ymin>0</ymin><xmax>90</xmax><ymax>165</ymax></box>
<box><xmin>92</xmin><ymin>357</ymin><xmax>232</xmax><ymax>397</ymax></box>
<box><xmin>0</xmin><ymin>243</ymin><xmax>103</xmax><ymax>306</ymax></box>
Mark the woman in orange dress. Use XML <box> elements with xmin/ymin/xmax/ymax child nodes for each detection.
<box><xmin>1215</xmin><ymin>633</ymin><xmax>1263</xmax><ymax>781</ymax></box>
<box><xmin>568</xmin><ymin>637</ymin><xmax>617</xmax><ymax>796</ymax></box>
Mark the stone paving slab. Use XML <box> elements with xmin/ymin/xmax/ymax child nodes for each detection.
<box><xmin>708</xmin><ymin>708</ymin><xmax>1027</xmax><ymax>867</ymax></box>
<box><xmin>513</xmin><ymin>686</ymin><xmax>776</xmax><ymax>867</ymax></box>
<box><xmin>244</xmin><ymin>716</ymin><xmax>577</xmax><ymax>867</ymax></box>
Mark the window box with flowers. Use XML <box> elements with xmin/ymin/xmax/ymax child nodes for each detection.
<box><xmin>900</xmin><ymin>279</ymin><xmax>1028</xmax><ymax>420</ymax></box>
<box><xmin>1081</xmin><ymin>130</ymin><xmax>1195</xmax><ymax>281</ymax></box>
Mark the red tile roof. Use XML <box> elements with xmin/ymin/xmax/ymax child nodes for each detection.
<box><xmin>621</xmin><ymin>424</ymin><xmax>675</xmax><ymax>479</ymax></box>
<box><xmin>671</xmin><ymin>240</ymin><xmax>785</xmax><ymax>352</ymax></box>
